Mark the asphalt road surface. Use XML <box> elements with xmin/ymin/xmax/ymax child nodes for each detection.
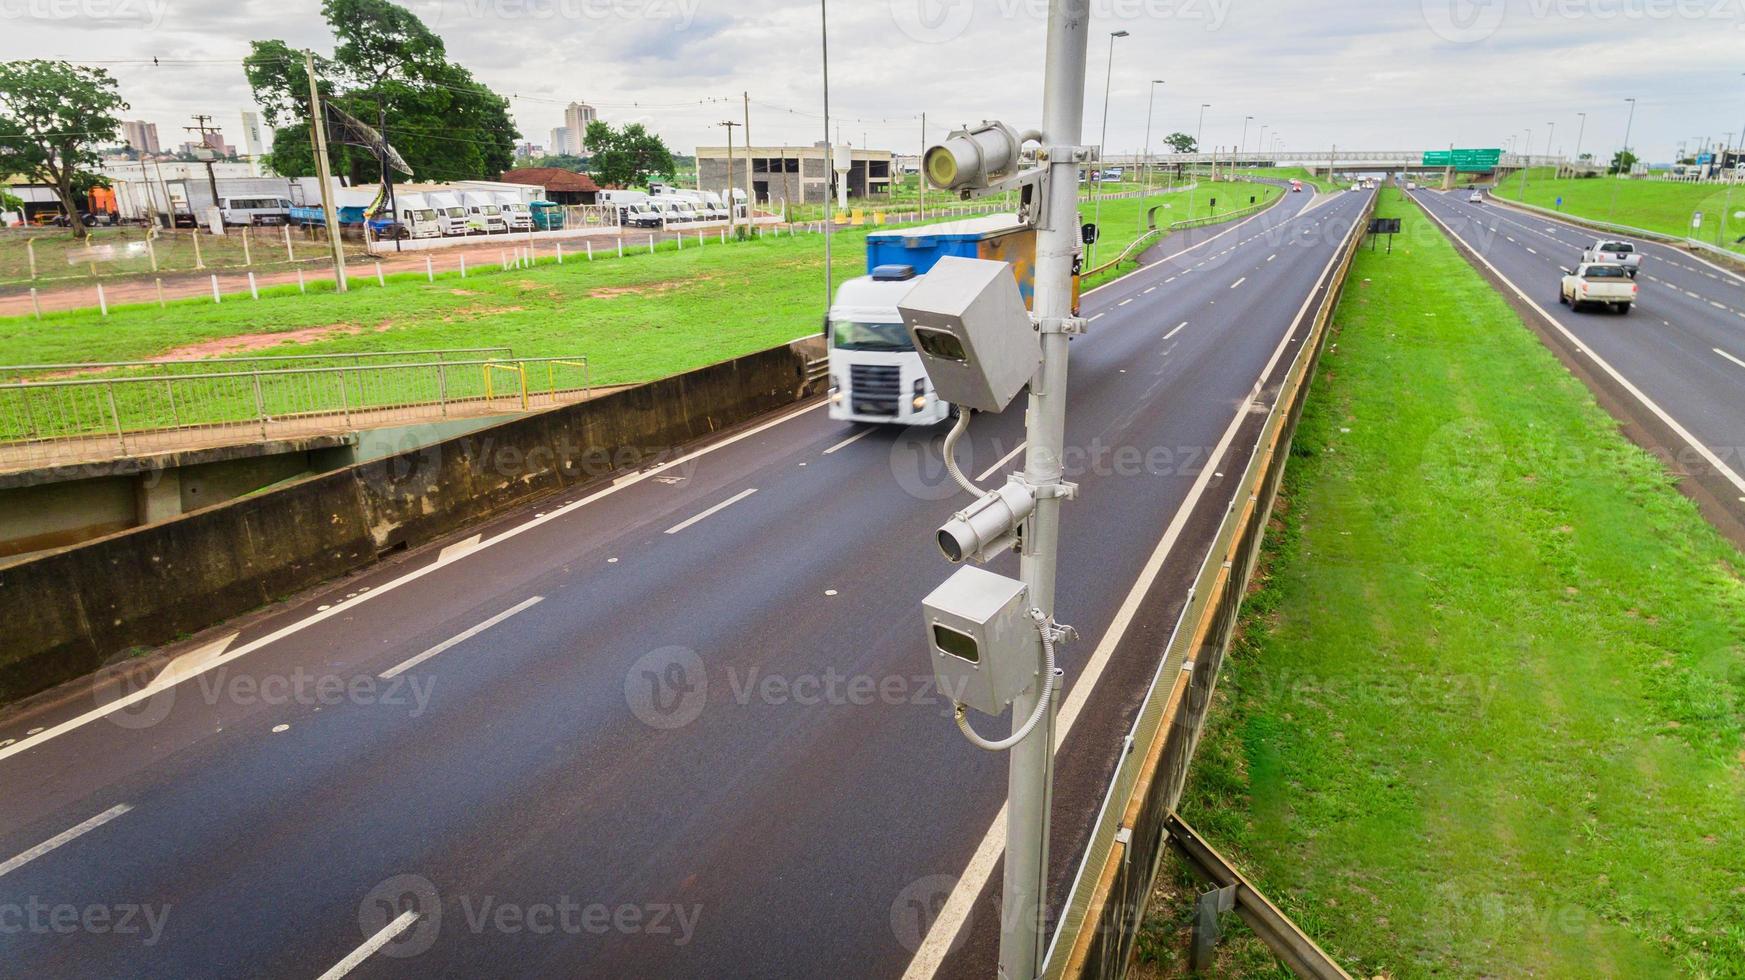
<box><xmin>0</xmin><ymin>187</ymin><xmax>1371</xmax><ymax>979</ymax></box>
<box><xmin>1413</xmin><ymin>188</ymin><xmax>1745</xmax><ymax>530</ymax></box>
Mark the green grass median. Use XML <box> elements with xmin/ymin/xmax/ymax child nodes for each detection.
<box><xmin>1493</xmin><ymin>170</ymin><xmax>1745</xmax><ymax>256</ymax></box>
<box><xmin>1140</xmin><ymin>189</ymin><xmax>1745</xmax><ymax>977</ymax></box>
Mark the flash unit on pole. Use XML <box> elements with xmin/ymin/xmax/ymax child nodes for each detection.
<box><xmin>924</xmin><ymin>121</ymin><xmax>1024</xmax><ymax>192</ymax></box>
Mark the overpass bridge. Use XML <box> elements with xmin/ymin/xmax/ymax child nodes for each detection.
<box><xmin>1101</xmin><ymin>149</ymin><xmax>1581</xmax><ymax>176</ymax></box>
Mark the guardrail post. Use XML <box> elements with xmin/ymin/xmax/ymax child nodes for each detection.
<box><xmin>484</xmin><ymin>364</ymin><xmax>493</xmax><ymax>403</ymax></box>
<box><xmin>438</xmin><ymin>363</ymin><xmax>448</xmax><ymax>417</ymax></box>
<box><xmin>105</xmin><ymin>382</ymin><xmax>126</xmax><ymax>452</ymax></box>
<box><xmin>19</xmin><ymin>383</ymin><xmax>39</xmax><ymax>441</ymax></box>
<box><xmin>165</xmin><ymin>379</ymin><xmax>179</xmax><ymax>428</ymax></box>
<box><xmin>337</xmin><ymin>370</ymin><xmax>351</xmax><ymax>427</ymax></box>
<box><xmin>251</xmin><ymin>370</ymin><xmax>268</xmax><ymax>438</ymax></box>
<box><xmin>518</xmin><ymin>363</ymin><xmax>529</xmax><ymax>411</ymax></box>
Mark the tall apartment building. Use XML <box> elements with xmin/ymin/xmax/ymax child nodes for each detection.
<box><xmin>121</xmin><ymin>120</ymin><xmax>161</xmax><ymax>155</ymax></box>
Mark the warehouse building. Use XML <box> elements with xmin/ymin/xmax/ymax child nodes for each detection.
<box><xmin>695</xmin><ymin>143</ymin><xmax>893</xmax><ymax>206</ymax></box>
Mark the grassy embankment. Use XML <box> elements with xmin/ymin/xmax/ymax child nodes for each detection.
<box><xmin>1492</xmin><ymin>169</ymin><xmax>1745</xmax><ymax>255</ymax></box>
<box><xmin>0</xmin><ymin>184</ymin><xmax>1281</xmax><ymax>385</ymax></box>
<box><xmin>1132</xmin><ymin>189</ymin><xmax>1745</xmax><ymax>977</ymax></box>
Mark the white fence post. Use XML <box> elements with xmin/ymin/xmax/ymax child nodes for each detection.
<box><xmin>375</xmin><ymin>261</ymin><xmax>385</xmax><ymax>286</ymax></box>
<box><xmin>248</xmin><ymin>272</ymin><xmax>259</xmax><ymax>300</ymax></box>
<box><xmin>426</xmin><ymin>256</ymin><xmax>434</xmax><ymax>281</ymax></box>
<box><xmin>211</xmin><ymin>274</ymin><xmax>221</xmax><ymax>304</ymax></box>
<box><xmin>96</xmin><ymin>283</ymin><xmax>108</xmax><ymax>317</ymax></box>
<box><xmin>459</xmin><ymin>255</ymin><xmax>467</xmax><ymax>278</ymax></box>
<box><xmin>297</xmin><ymin>268</ymin><xmax>306</xmax><ymax>294</ymax></box>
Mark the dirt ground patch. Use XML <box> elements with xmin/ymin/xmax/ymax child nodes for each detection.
<box><xmin>588</xmin><ymin>277</ymin><xmax>709</xmax><ymax>300</ymax></box>
<box><xmin>153</xmin><ymin>323</ymin><xmax>367</xmax><ymax>360</ymax></box>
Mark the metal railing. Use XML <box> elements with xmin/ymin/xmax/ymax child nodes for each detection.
<box><xmin>1045</xmin><ymin>190</ymin><xmax>1374</xmax><ymax>980</ymax></box>
<box><xmin>0</xmin><ymin>348</ymin><xmax>514</xmax><ymax>384</ymax></box>
<box><xmin>0</xmin><ymin>354</ymin><xmax>591</xmax><ymax>469</ymax></box>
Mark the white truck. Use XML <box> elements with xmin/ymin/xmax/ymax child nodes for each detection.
<box><xmin>1580</xmin><ymin>238</ymin><xmax>1643</xmax><ymax>278</ymax></box>
<box><xmin>494</xmin><ymin>192</ymin><xmax>534</xmax><ymax>232</ymax></box>
<box><xmin>599</xmin><ymin>189</ymin><xmax>648</xmax><ymax>225</ymax></box>
<box><xmin>423</xmin><ymin>192</ymin><xmax>471</xmax><ymax>236</ymax></box>
<box><xmin>460</xmin><ymin>191</ymin><xmax>508</xmax><ymax>234</ymax></box>
<box><xmin>387</xmin><ymin>192</ymin><xmax>444</xmax><ymax>239</ymax></box>
<box><xmin>1559</xmin><ymin>263</ymin><xmax>1638</xmax><ymax>313</ymax></box>
<box><xmin>827</xmin><ymin>214</ymin><xmax>1074</xmax><ymax>426</ymax></box>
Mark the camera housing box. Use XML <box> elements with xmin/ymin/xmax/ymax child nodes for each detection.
<box><xmin>921</xmin><ymin>565</ymin><xmax>1038</xmax><ymax>716</ymax></box>
<box><xmin>898</xmin><ymin>256</ymin><xmax>1039</xmax><ymax>413</ymax></box>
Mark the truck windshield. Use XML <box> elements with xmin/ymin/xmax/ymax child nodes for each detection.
<box><xmin>415</xmin><ymin>209</ymin><xmax>437</xmax><ymax>221</ymax></box>
<box><xmin>445</xmin><ymin>207</ymin><xmax>466</xmax><ymax>217</ymax></box>
<box><xmin>834</xmin><ymin>321</ymin><xmax>913</xmax><ymax>352</ymax></box>
<box><xmin>482</xmin><ymin>205</ymin><xmax>501</xmax><ymax>215</ymax></box>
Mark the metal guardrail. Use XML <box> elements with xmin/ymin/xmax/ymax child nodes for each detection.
<box><xmin>0</xmin><ymin>354</ymin><xmax>591</xmax><ymax>468</ymax></box>
<box><xmin>1044</xmin><ymin>189</ymin><xmax>1375</xmax><ymax>980</ymax></box>
<box><xmin>1484</xmin><ymin>193</ymin><xmax>1745</xmax><ymax>270</ymax></box>
<box><xmin>0</xmin><ymin>347</ymin><xmax>514</xmax><ymax>383</ymax></box>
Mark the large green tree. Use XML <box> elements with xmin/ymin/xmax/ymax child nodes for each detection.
<box><xmin>0</xmin><ymin>60</ymin><xmax>126</xmax><ymax>239</ymax></box>
<box><xmin>244</xmin><ymin>0</ymin><xmax>516</xmax><ymax>185</ymax></box>
<box><xmin>583</xmin><ymin>120</ymin><xmax>675</xmax><ymax>189</ymax></box>
<box><xmin>1164</xmin><ymin>132</ymin><xmax>1197</xmax><ymax>154</ymax></box>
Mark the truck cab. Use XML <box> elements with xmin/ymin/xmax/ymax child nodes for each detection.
<box><xmin>495</xmin><ymin>193</ymin><xmax>534</xmax><ymax>232</ymax></box>
<box><xmin>826</xmin><ymin>213</ymin><xmax>1072</xmax><ymax>427</ymax></box>
<box><xmin>828</xmin><ymin>266</ymin><xmax>950</xmax><ymax>426</ymax></box>
<box><xmin>461</xmin><ymin>192</ymin><xmax>508</xmax><ymax>234</ymax></box>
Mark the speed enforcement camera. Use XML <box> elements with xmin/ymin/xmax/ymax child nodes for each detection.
<box><xmin>897</xmin><ymin>256</ymin><xmax>1038</xmax><ymax>414</ymax></box>
<box><xmin>922</xmin><ymin>565</ymin><xmax>1040</xmax><ymax>716</ymax></box>
<box><xmin>924</xmin><ymin>121</ymin><xmax>1022</xmax><ymax>193</ymax></box>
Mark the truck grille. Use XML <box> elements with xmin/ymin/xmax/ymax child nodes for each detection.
<box><xmin>850</xmin><ymin>364</ymin><xmax>901</xmax><ymax>416</ymax></box>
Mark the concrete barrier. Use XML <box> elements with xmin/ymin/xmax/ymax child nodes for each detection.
<box><xmin>0</xmin><ymin>337</ymin><xmax>824</xmax><ymax>704</ymax></box>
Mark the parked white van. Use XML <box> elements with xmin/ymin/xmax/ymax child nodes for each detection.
<box><xmin>390</xmin><ymin>193</ymin><xmax>444</xmax><ymax>239</ymax></box>
<box><xmin>424</xmin><ymin>192</ymin><xmax>471</xmax><ymax>236</ymax></box>
<box><xmin>494</xmin><ymin>192</ymin><xmax>533</xmax><ymax>232</ymax></box>
<box><xmin>599</xmin><ymin>190</ymin><xmax>647</xmax><ymax>225</ymax></box>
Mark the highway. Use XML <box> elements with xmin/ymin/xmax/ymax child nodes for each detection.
<box><xmin>0</xmin><ymin>187</ymin><xmax>1371</xmax><ymax>979</ymax></box>
<box><xmin>1412</xmin><ymin>188</ymin><xmax>1745</xmax><ymax>528</ymax></box>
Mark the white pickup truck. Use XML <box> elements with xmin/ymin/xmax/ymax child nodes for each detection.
<box><xmin>1580</xmin><ymin>239</ymin><xmax>1642</xmax><ymax>277</ymax></box>
<box><xmin>1559</xmin><ymin>263</ymin><xmax>1638</xmax><ymax>313</ymax></box>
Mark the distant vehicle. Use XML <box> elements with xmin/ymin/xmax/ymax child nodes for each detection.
<box><xmin>1349</xmin><ymin>183</ymin><xmax>1361</xmax><ymax>192</ymax></box>
<box><xmin>1105</xmin><ymin>167</ymin><xmax>1124</xmax><ymax>181</ymax></box>
<box><xmin>1580</xmin><ymin>239</ymin><xmax>1642</xmax><ymax>277</ymax></box>
<box><xmin>624</xmin><ymin>201</ymin><xmax>665</xmax><ymax>229</ymax></box>
<box><xmin>667</xmin><ymin>200</ymin><xmax>701</xmax><ymax>224</ymax></box>
<box><xmin>599</xmin><ymin>189</ymin><xmax>648</xmax><ymax>224</ymax></box>
<box><xmin>1289</xmin><ymin>179</ymin><xmax>1304</xmax><ymax>193</ymax></box>
<box><xmin>530</xmin><ymin>200</ymin><xmax>565</xmax><ymax>231</ymax></box>
<box><xmin>494</xmin><ymin>193</ymin><xmax>533</xmax><ymax>232</ymax></box>
<box><xmin>1405</xmin><ymin>181</ymin><xmax>1417</xmax><ymax>191</ymax></box>
<box><xmin>1559</xmin><ymin>263</ymin><xmax>1637</xmax><ymax>313</ymax></box>
<box><xmin>460</xmin><ymin>192</ymin><xmax>508</xmax><ymax>234</ymax></box>
<box><xmin>388</xmin><ymin>193</ymin><xmax>444</xmax><ymax>239</ymax></box>
<box><xmin>218</xmin><ymin>196</ymin><xmax>292</xmax><ymax>226</ymax></box>
<box><xmin>1468</xmin><ymin>190</ymin><xmax>1483</xmax><ymax>203</ymax></box>
<box><xmin>423</xmin><ymin>192</ymin><xmax>471</xmax><ymax>236</ymax></box>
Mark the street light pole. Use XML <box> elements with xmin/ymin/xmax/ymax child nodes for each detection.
<box><xmin>1544</xmin><ymin>121</ymin><xmax>1555</xmax><ymax>179</ymax></box>
<box><xmin>1571</xmin><ymin>111</ymin><xmax>1587</xmax><ymax>178</ymax></box>
<box><xmin>1239</xmin><ymin>115</ymin><xmax>1251</xmax><ymax>164</ymax></box>
<box><xmin>1519</xmin><ymin>127</ymin><xmax>1532</xmax><ymax>197</ymax></box>
<box><xmin>1188</xmin><ymin>103</ymin><xmax>1208</xmax><ymax>215</ymax></box>
<box><xmin>1256</xmin><ymin>123</ymin><xmax>1267</xmax><ymax>161</ymax></box>
<box><xmin>1088</xmin><ymin>29</ymin><xmax>1128</xmax><ymax>271</ymax></box>
<box><xmin>1140</xmin><ymin>79</ymin><xmax>1163</xmax><ymax>233</ymax></box>
<box><xmin>1610</xmin><ymin>97</ymin><xmax>1637</xmax><ymax>223</ymax></box>
<box><xmin>819</xmin><ymin>0</ymin><xmax>833</xmax><ymax>308</ymax></box>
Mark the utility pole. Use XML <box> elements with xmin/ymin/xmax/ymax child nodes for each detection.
<box><xmin>305</xmin><ymin>49</ymin><xmax>347</xmax><ymax>293</ymax></box>
<box><xmin>919</xmin><ymin>111</ymin><xmax>926</xmax><ymax>220</ymax></box>
<box><xmin>1519</xmin><ymin>127</ymin><xmax>1533</xmax><ymax>197</ymax></box>
<box><xmin>743</xmin><ymin>92</ymin><xmax>755</xmax><ymax>229</ymax></box>
<box><xmin>183</xmin><ymin>113</ymin><xmax>222</xmax><ymax>210</ymax></box>
<box><xmin>720</xmin><ymin>120</ymin><xmax>741</xmax><ymax>235</ymax></box>
<box><xmin>1140</xmin><ymin>80</ymin><xmax>1163</xmax><ymax>233</ymax></box>
<box><xmin>1571</xmin><ymin>111</ymin><xmax>1587</xmax><ymax>178</ymax></box>
<box><xmin>1188</xmin><ymin>103</ymin><xmax>1209</xmax><ymax>215</ymax></box>
<box><xmin>381</xmin><ymin>105</ymin><xmax>402</xmax><ymax>254</ymax></box>
<box><xmin>1088</xmin><ymin>29</ymin><xmax>1127</xmax><ymax>271</ymax></box>
<box><xmin>1610</xmin><ymin>97</ymin><xmax>1637</xmax><ymax>223</ymax></box>
<box><xmin>820</xmin><ymin>0</ymin><xmax>834</xmax><ymax>309</ymax></box>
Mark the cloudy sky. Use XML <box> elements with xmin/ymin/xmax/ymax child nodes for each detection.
<box><xmin>3</xmin><ymin>0</ymin><xmax>1742</xmax><ymax>164</ymax></box>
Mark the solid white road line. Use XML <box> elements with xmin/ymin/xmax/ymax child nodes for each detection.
<box><xmin>976</xmin><ymin>442</ymin><xmax>1028</xmax><ymax>483</ymax></box>
<box><xmin>1163</xmin><ymin>321</ymin><xmax>1188</xmax><ymax>341</ymax></box>
<box><xmin>316</xmin><ymin>911</ymin><xmax>420</xmax><ymax>980</ymax></box>
<box><xmin>900</xmin><ymin>208</ymin><xmax>1356</xmax><ymax>980</ymax></box>
<box><xmin>664</xmin><ymin>488</ymin><xmax>758</xmax><ymax>535</ymax></box>
<box><xmin>379</xmin><ymin>596</ymin><xmax>545</xmax><ymax>680</ymax></box>
<box><xmin>1229</xmin><ymin>277</ymin><xmax>1246</xmax><ymax>289</ymax></box>
<box><xmin>0</xmin><ymin>401</ymin><xmax>827</xmax><ymax>766</ymax></box>
<box><xmin>0</xmin><ymin>804</ymin><xmax>132</xmax><ymax>878</ymax></box>
<box><xmin>1419</xmin><ymin>199</ymin><xmax>1745</xmax><ymax>499</ymax></box>
<box><xmin>1715</xmin><ymin>348</ymin><xmax>1745</xmax><ymax>370</ymax></box>
<box><xmin>823</xmin><ymin>429</ymin><xmax>874</xmax><ymax>454</ymax></box>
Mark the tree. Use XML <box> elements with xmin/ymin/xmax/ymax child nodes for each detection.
<box><xmin>583</xmin><ymin>121</ymin><xmax>675</xmax><ymax>189</ymax></box>
<box><xmin>0</xmin><ymin>60</ymin><xmax>126</xmax><ymax>239</ymax></box>
<box><xmin>244</xmin><ymin>0</ymin><xmax>516</xmax><ymax>185</ymax></box>
<box><xmin>1164</xmin><ymin>132</ymin><xmax>1197</xmax><ymax>154</ymax></box>
<box><xmin>1609</xmin><ymin>149</ymin><xmax>1638</xmax><ymax>176</ymax></box>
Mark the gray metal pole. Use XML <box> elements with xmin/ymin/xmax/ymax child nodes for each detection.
<box><xmin>1519</xmin><ymin>128</ymin><xmax>1532</xmax><ymax>197</ymax></box>
<box><xmin>1572</xmin><ymin>112</ymin><xmax>1587</xmax><ymax>178</ymax></box>
<box><xmin>1088</xmin><ymin>29</ymin><xmax>1125</xmax><ymax>270</ymax></box>
<box><xmin>1002</xmin><ymin>3</ymin><xmax>1088</xmax><ymax>976</ymax></box>
<box><xmin>1610</xmin><ymin>97</ymin><xmax>1637</xmax><ymax>223</ymax></box>
<box><xmin>1140</xmin><ymin>81</ymin><xmax>1161</xmax><ymax>233</ymax></box>
<box><xmin>820</xmin><ymin>0</ymin><xmax>833</xmax><ymax>309</ymax></box>
<box><xmin>1187</xmin><ymin>103</ymin><xmax>1208</xmax><ymax>215</ymax></box>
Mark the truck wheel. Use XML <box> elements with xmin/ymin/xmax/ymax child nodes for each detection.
<box><xmin>1616</xmin><ymin>303</ymin><xmax>1630</xmax><ymax>315</ymax></box>
<box><xmin>1558</xmin><ymin>290</ymin><xmax>1568</xmax><ymax>306</ymax></box>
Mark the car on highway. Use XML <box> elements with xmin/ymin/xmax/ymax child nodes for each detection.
<box><xmin>1559</xmin><ymin>263</ymin><xmax>1638</xmax><ymax>313</ymax></box>
<box><xmin>1580</xmin><ymin>238</ymin><xmax>1643</xmax><ymax>277</ymax></box>
<box><xmin>1468</xmin><ymin>190</ymin><xmax>1483</xmax><ymax>203</ymax></box>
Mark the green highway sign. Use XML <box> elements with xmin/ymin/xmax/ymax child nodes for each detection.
<box><xmin>1422</xmin><ymin>148</ymin><xmax>1504</xmax><ymax>172</ymax></box>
